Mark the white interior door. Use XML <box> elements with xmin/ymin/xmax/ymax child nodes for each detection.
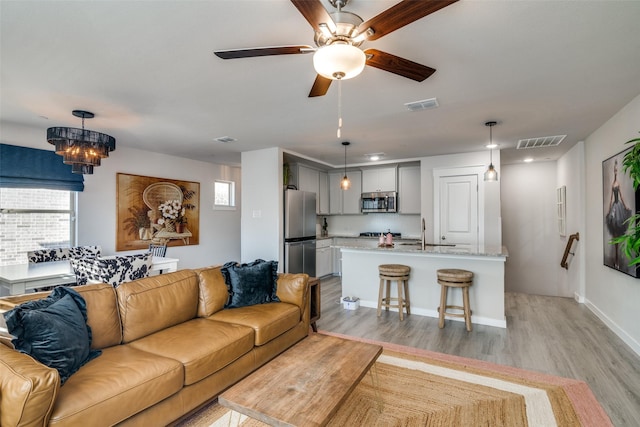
<box><xmin>438</xmin><ymin>175</ymin><xmax>478</xmax><ymax>246</ymax></box>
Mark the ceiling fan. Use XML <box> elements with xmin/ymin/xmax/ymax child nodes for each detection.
<box><xmin>214</xmin><ymin>0</ymin><xmax>458</xmax><ymax>97</ymax></box>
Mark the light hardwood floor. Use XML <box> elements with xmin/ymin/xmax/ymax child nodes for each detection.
<box><xmin>316</xmin><ymin>276</ymin><xmax>640</xmax><ymax>426</ymax></box>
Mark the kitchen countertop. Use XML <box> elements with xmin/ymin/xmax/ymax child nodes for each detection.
<box><xmin>333</xmin><ymin>242</ymin><xmax>508</xmax><ymax>257</ymax></box>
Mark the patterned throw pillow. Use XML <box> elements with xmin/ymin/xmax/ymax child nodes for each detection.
<box><xmin>221</xmin><ymin>259</ymin><xmax>280</xmax><ymax>309</ymax></box>
<box><xmin>93</xmin><ymin>253</ymin><xmax>153</xmax><ymax>288</ymax></box>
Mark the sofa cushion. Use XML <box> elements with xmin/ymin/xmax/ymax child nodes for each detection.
<box><xmin>208</xmin><ymin>302</ymin><xmax>301</xmax><ymax>346</ymax></box>
<box><xmin>49</xmin><ymin>345</ymin><xmax>183</xmax><ymax>426</ymax></box>
<box><xmin>221</xmin><ymin>259</ymin><xmax>280</xmax><ymax>309</ymax></box>
<box><xmin>117</xmin><ymin>270</ymin><xmax>199</xmax><ymax>343</ymax></box>
<box><xmin>3</xmin><ymin>287</ymin><xmax>101</xmax><ymax>385</ymax></box>
<box><xmin>73</xmin><ymin>283</ymin><xmax>122</xmax><ymax>349</ymax></box>
<box><xmin>195</xmin><ymin>265</ymin><xmax>228</xmax><ymax>317</ymax></box>
<box><xmin>128</xmin><ymin>318</ymin><xmax>255</xmax><ymax>386</ymax></box>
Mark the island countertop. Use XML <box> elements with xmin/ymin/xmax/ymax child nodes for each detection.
<box><xmin>332</xmin><ymin>242</ymin><xmax>508</xmax><ymax>258</ymax></box>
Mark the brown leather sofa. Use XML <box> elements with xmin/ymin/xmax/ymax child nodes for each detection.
<box><xmin>0</xmin><ymin>266</ymin><xmax>310</xmax><ymax>426</ymax></box>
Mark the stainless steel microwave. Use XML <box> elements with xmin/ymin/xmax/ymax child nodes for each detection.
<box><xmin>361</xmin><ymin>191</ymin><xmax>397</xmax><ymax>213</ymax></box>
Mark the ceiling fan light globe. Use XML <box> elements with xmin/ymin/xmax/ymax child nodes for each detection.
<box><xmin>313</xmin><ymin>44</ymin><xmax>365</xmax><ymax>80</ymax></box>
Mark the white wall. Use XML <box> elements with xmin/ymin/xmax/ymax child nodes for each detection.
<box><xmin>557</xmin><ymin>142</ymin><xmax>586</xmax><ymax>300</ymax></box>
<box><xmin>420</xmin><ymin>150</ymin><xmax>502</xmax><ymax>248</ymax></box>
<box><xmin>501</xmin><ymin>161</ymin><xmax>565</xmax><ymax>296</ymax></box>
<box><xmin>324</xmin><ymin>213</ymin><xmax>421</xmax><ymax>238</ymax></box>
<box><xmin>241</xmin><ymin>148</ymin><xmax>283</xmax><ymax>266</ymax></box>
<box><xmin>78</xmin><ymin>146</ymin><xmax>241</xmax><ymax>269</ymax></box>
<box><xmin>584</xmin><ymin>93</ymin><xmax>640</xmax><ymax>355</ymax></box>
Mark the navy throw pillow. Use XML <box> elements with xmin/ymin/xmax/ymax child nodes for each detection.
<box><xmin>221</xmin><ymin>259</ymin><xmax>280</xmax><ymax>309</ymax></box>
<box><xmin>3</xmin><ymin>287</ymin><xmax>101</xmax><ymax>385</ymax></box>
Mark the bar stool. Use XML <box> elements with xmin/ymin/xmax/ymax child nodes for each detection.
<box><xmin>377</xmin><ymin>264</ymin><xmax>411</xmax><ymax>321</ymax></box>
<box><xmin>436</xmin><ymin>269</ymin><xmax>474</xmax><ymax>331</ymax></box>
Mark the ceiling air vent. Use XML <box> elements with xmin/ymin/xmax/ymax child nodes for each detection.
<box><xmin>214</xmin><ymin>136</ymin><xmax>237</xmax><ymax>144</ymax></box>
<box><xmin>404</xmin><ymin>97</ymin><xmax>439</xmax><ymax>112</ymax></box>
<box><xmin>517</xmin><ymin>135</ymin><xmax>566</xmax><ymax>149</ymax></box>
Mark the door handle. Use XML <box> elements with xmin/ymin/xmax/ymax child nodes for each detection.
<box><xmin>441</xmin><ymin>236</ymin><xmax>446</xmax><ymax>240</ymax></box>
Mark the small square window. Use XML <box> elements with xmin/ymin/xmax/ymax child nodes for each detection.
<box><xmin>214</xmin><ymin>180</ymin><xmax>236</xmax><ymax>210</ymax></box>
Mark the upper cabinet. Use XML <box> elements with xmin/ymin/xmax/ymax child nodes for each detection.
<box><xmin>318</xmin><ymin>171</ymin><xmax>329</xmax><ymax>215</ymax></box>
<box><xmin>329</xmin><ymin>170</ymin><xmax>362</xmax><ymax>214</ymax></box>
<box><xmin>398</xmin><ymin>166</ymin><xmax>421</xmax><ymax>214</ymax></box>
<box><xmin>289</xmin><ymin>164</ymin><xmax>329</xmax><ymax>215</ymax></box>
<box><xmin>362</xmin><ymin>167</ymin><xmax>397</xmax><ymax>192</ymax></box>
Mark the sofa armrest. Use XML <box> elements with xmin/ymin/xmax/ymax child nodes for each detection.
<box><xmin>275</xmin><ymin>273</ymin><xmax>310</xmax><ymax>326</ymax></box>
<box><xmin>0</xmin><ymin>344</ymin><xmax>60</xmax><ymax>427</ymax></box>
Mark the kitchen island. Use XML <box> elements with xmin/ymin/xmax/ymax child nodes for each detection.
<box><xmin>335</xmin><ymin>243</ymin><xmax>508</xmax><ymax>328</ymax></box>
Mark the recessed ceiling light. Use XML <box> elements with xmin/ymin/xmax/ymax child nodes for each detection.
<box><xmin>524</xmin><ymin>158</ymin><xmax>534</xmax><ymax>163</ymax></box>
<box><xmin>214</xmin><ymin>136</ymin><xmax>236</xmax><ymax>143</ymax></box>
<box><xmin>366</xmin><ymin>152</ymin><xmax>385</xmax><ymax>161</ymax></box>
<box><xmin>486</xmin><ymin>143</ymin><xmax>498</xmax><ymax>149</ymax></box>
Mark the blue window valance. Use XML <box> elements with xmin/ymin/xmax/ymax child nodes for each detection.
<box><xmin>0</xmin><ymin>144</ymin><xmax>84</xmax><ymax>192</ymax></box>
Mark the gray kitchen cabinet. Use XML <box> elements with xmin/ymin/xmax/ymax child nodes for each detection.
<box><xmin>398</xmin><ymin>166</ymin><xmax>421</xmax><ymax>214</ymax></box>
<box><xmin>328</xmin><ymin>171</ymin><xmax>362</xmax><ymax>214</ymax></box>
<box><xmin>316</xmin><ymin>238</ymin><xmax>332</xmax><ymax>277</ymax></box>
<box><xmin>291</xmin><ymin>164</ymin><xmax>330</xmax><ymax>215</ymax></box>
<box><xmin>362</xmin><ymin>167</ymin><xmax>397</xmax><ymax>192</ymax></box>
<box><xmin>318</xmin><ymin>171</ymin><xmax>329</xmax><ymax>215</ymax></box>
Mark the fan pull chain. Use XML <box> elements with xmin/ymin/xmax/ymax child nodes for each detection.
<box><xmin>337</xmin><ymin>78</ymin><xmax>343</xmax><ymax>138</ymax></box>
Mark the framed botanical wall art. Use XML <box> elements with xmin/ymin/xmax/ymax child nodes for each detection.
<box><xmin>116</xmin><ymin>173</ymin><xmax>200</xmax><ymax>251</ymax></box>
<box><xmin>602</xmin><ymin>147</ymin><xmax>640</xmax><ymax>278</ymax></box>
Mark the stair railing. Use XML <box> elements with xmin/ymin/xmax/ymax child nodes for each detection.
<box><xmin>561</xmin><ymin>232</ymin><xmax>580</xmax><ymax>269</ymax></box>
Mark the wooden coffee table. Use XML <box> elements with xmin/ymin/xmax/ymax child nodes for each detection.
<box><xmin>218</xmin><ymin>334</ymin><xmax>382</xmax><ymax>427</ymax></box>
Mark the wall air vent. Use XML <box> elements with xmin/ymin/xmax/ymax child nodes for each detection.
<box><xmin>404</xmin><ymin>97</ymin><xmax>439</xmax><ymax>112</ymax></box>
<box><xmin>517</xmin><ymin>135</ymin><xmax>566</xmax><ymax>149</ymax></box>
<box><xmin>214</xmin><ymin>136</ymin><xmax>237</xmax><ymax>143</ymax></box>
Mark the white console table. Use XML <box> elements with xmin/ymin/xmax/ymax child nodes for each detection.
<box><xmin>0</xmin><ymin>257</ymin><xmax>179</xmax><ymax>296</ymax></box>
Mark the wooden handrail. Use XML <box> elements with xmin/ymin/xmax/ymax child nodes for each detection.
<box><xmin>561</xmin><ymin>232</ymin><xmax>580</xmax><ymax>269</ymax></box>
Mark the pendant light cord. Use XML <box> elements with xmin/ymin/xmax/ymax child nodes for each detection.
<box><xmin>337</xmin><ymin>78</ymin><xmax>343</xmax><ymax>138</ymax></box>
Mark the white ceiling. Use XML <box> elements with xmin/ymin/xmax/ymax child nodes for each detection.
<box><xmin>2</xmin><ymin>0</ymin><xmax>640</xmax><ymax>168</ymax></box>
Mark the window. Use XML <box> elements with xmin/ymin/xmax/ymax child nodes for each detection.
<box><xmin>0</xmin><ymin>188</ymin><xmax>76</xmax><ymax>266</ymax></box>
<box><xmin>214</xmin><ymin>180</ymin><xmax>236</xmax><ymax>210</ymax></box>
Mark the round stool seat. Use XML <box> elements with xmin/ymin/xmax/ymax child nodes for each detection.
<box><xmin>379</xmin><ymin>264</ymin><xmax>411</xmax><ymax>276</ymax></box>
<box><xmin>437</xmin><ymin>268</ymin><xmax>473</xmax><ymax>283</ymax></box>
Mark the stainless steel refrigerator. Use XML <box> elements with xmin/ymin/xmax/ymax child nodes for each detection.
<box><xmin>284</xmin><ymin>189</ymin><xmax>316</xmax><ymax>277</ymax></box>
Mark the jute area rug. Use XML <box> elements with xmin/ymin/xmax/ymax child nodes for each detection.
<box><xmin>178</xmin><ymin>331</ymin><xmax>611</xmax><ymax>427</ymax></box>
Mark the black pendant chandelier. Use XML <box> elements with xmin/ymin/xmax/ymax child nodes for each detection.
<box><xmin>47</xmin><ymin>110</ymin><xmax>116</xmax><ymax>174</ymax></box>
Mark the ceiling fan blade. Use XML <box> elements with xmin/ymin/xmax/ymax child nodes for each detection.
<box><xmin>357</xmin><ymin>0</ymin><xmax>458</xmax><ymax>41</ymax></box>
<box><xmin>291</xmin><ymin>0</ymin><xmax>336</xmax><ymax>33</ymax></box>
<box><xmin>308</xmin><ymin>75</ymin><xmax>333</xmax><ymax>97</ymax></box>
<box><xmin>214</xmin><ymin>45</ymin><xmax>314</xmax><ymax>59</ymax></box>
<box><xmin>364</xmin><ymin>49</ymin><xmax>435</xmax><ymax>82</ymax></box>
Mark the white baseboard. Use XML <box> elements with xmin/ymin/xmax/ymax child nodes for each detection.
<box><xmin>358</xmin><ymin>300</ymin><xmax>507</xmax><ymax>329</ymax></box>
<box><xmin>584</xmin><ymin>298</ymin><xmax>640</xmax><ymax>357</ymax></box>
<box><xmin>573</xmin><ymin>292</ymin><xmax>585</xmax><ymax>303</ymax></box>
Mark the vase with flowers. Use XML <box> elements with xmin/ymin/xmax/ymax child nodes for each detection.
<box><xmin>157</xmin><ymin>199</ymin><xmax>187</xmax><ymax>233</ymax></box>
